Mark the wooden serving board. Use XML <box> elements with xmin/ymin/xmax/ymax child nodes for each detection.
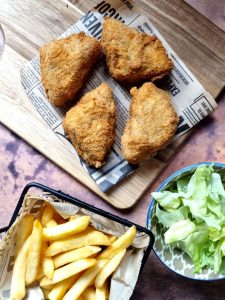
<box><xmin>0</xmin><ymin>0</ymin><xmax>225</xmax><ymax>209</ymax></box>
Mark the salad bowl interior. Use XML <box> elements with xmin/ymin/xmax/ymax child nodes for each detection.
<box><xmin>147</xmin><ymin>162</ymin><xmax>225</xmax><ymax>281</ymax></box>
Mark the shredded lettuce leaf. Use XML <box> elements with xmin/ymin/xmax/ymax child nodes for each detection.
<box><xmin>151</xmin><ymin>191</ymin><xmax>182</xmax><ymax>212</ymax></box>
<box><xmin>152</xmin><ymin>164</ymin><xmax>225</xmax><ymax>274</ymax></box>
<box><xmin>164</xmin><ymin>220</ymin><xmax>196</xmax><ymax>244</ymax></box>
<box><xmin>156</xmin><ymin>205</ymin><xmax>189</xmax><ymax>228</ymax></box>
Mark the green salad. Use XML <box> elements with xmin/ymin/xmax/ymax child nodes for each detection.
<box><xmin>152</xmin><ymin>164</ymin><xmax>225</xmax><ymax>274</ymax></box>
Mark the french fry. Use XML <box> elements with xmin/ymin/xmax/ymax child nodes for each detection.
<box><xmin>83</xmin><ymin>286</ymin><xmax>96</xmax><ymax>300</ymax></box>
<box><xmin>96</xmin><ymin>281</ymin><xmax>108</xmax><ymax>300</ymax></box>
<box><xmin>46</xmin><ymin>219</ymin><xmax>58</xmax><ymax>228</ymax></box>
<box><xmin>46</xmin><ymin>230</ymin><xmax>111</xmax><ymax>257</ymax></box>
<box><xmin>95</xmin><ymin>249</ymin><xmax>126</xmax><ymax>288</ymax></box>
<box><xmin>48</xmin><ymin>276</ymin><xmax>78</xmax><ymax>300</ymax></box>
<box><xmin>104</xmin><ymin>281</ymin><xmax>109</xmax><ymax>299</ymax></box>
<box><xmin>46</xmin><ymin>220</ymin><xmax>58</xmax><ymax>248</ymax></box>
<box><xmin>25</xmin><ymin>219</ymin><xmax>43</xmax><ymax>285</ymax></box>
<box><xmin>36</xmin><ymin>269</ymin><xmax>45</xmax><ymax>281</ymax></box>
<box><xmin>12</xmin><ymin>207</ymin><xmax>135</xmax><ymax>300</ymax></box>
<box><xmin>11</xmin><ymin>237</ymin><xmax>30</xmax><ymax>300</ymax></box>
<box><xmin>69</xmin><ymin>215</ymin><xmax>81</xmax><ymax>221</ymax></box>
<box><xmin>40</xmin><ymin>282</ymin><xmax>55</xmax><ymax>290</ymax></box>
<box><xmin>105</xmin><ymin>280</ymin><xmax>109</xmax><ymax>299</ymax></box>
<box><xmin>63</xmin><ymin>259</ymin><xmax>108</xmax><ymax>300</ymax></box>
<box><xmin>42</xmin><ymin>241</ymin><xmax>54</xmax><ymax>279</ymax></box>
<box><xmin>43</xmin><ymin>216</ymin><xmax>90</xmax><ymax>241</ymax></box>
<box><xmin>15</xmin><ymin>214</ymin><xmax>34</xmax><ymax>256</ymax></box>
<box><xmin>42</xmin><ymin>204</ymin><xmax>54</xmax><ymax>227</ymax></box>
<box><xmin>87</xmin><ymin>278</ymin><xmax>96</xmax><ymax>288</ymax></box>
<box><xmin>54</xmin><ymin>246</ymin><xmax>101</xmax><ymax>269</ymax></box>
<box><xmin>98</xmin><ymin>226</ymin><xmax>137</xmax><ymax>259</ymax></box>
<box><xmin>41</xmin><ymin>287</ymin><xmax>51</xmax><ymax>299</ymax></box>
<box><xmin>40</xmin><ymin>258</ymin><xmax>97</xmax><ymax>287</ymax></box>
<box><xmin>108</xmin><ymin>236</ymin><xmax>117</xmax><ymax>244</ymax></box>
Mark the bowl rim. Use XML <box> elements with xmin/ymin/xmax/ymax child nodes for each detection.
<box><xmin>146</xmin><ymin>162</ymin><xmax>225</xmax><ymax>281</ymax></box>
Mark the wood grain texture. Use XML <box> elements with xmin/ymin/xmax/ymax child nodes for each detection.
<box><xmin>0</xmin><ymin>0</ymin><xmax>225</xmax><ymax>209</ymax></box>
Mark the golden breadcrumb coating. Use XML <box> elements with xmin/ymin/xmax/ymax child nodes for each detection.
<box><xmin>63</xmin><ymin>83</ymin><xmax>116</xmax><ymax>168</ymax></box>
<box><xmin>101</xmin><ymin>18</ymin><xmax>173</xmax><ymax>83</ymax></box>
<box><xmin>40</xmin><ymin>32</ymin><xmax>101</xmax><ymax>107</ymax></box>
<box><xmin>121</xmin><ymin>82</ymin><xmax>179</xmax><ymax>164</ymax></box>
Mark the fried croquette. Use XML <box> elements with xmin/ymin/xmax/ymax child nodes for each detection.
<box><xmin>40</xmin><ymin>32</ymin><xmax>101</xmax><ymax>107</ymax></box>
<box><xmin>121</xmin><ymin>82</ymin><xmax>179</xmax><ymax>164</ymax></box>
<box><xmin>101</xmin><ymin>18</ymin><xmax>173</xmax><ymax>84</ymax></box>
<box><xmin>63</xmin><ymin>83</ymin><xmax>116</xmax><ymax>168</ymax></box>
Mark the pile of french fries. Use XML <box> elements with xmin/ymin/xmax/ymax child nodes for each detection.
<box><xmin>11</xmin><ymin>203</ymin><xmax>137</xmax><ymax>300</ymax></box>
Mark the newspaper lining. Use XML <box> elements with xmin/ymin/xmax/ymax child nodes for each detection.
<box><xmin>0</xmin><ymin>193</ymin><xmax>150</xmax><ymax>300</ymax></box>
<box><xmin>20</xmin><ymin>0</ymin><xmax>217</xmax><ymax>192</ymax></box>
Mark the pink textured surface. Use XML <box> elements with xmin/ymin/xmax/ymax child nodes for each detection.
<box><xmin>1</xmin><ymin>1</ymin><xmax>225</xmax><ymax>299</ymax></box>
